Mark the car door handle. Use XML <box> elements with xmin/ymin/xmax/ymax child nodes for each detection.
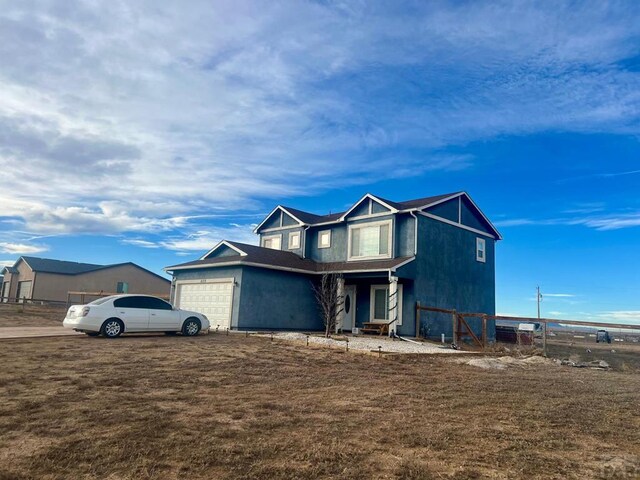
<box><xmin>150</xmin><ymin>313</ymin><xmax>156</xmax><ymax>316</ymax></box>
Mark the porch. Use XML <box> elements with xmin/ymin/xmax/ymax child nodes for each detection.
<box><xmin>337</xmin><ymin>272</ymin><xmax>413</xmax><ymax>337</ymax></box>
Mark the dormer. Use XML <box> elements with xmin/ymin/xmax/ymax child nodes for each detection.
<box><xmin>254</xmin><ymin>206</ymin><xmax>306</xmax><ymax>253</ymax></box>
<box><xmin>340</xmin><ymin>193</ymin><xmax>399</xmax><ymax>221</ymax></box>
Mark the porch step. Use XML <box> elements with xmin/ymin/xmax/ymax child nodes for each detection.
<box><xmin>361</xmin><ymin>322</ymin><xmax>389</xmax><ymax>336</ymax></box>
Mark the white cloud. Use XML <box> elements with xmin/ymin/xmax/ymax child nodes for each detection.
<box><xmin>598</xmin><ymin>311</ymin><xmax>640</xmax><ymax>322</ymax></box>
<box><xmin>0</xmin><ymin>1</ymin><xmax>639</xmax><ymax>237</ymax></box>
<box><xmin>495</xmin><ymin>211</ymin><xmax>640</xmax><ymax>231</ymax></box>
<box><xmin>0</xmin><ymin>260</ymin><xmax>15</xmax><ymax>267</ymax></box>
<box><xmin>158</xmin><ymin>224</ymin><xmax>258</xmax><ymax>253</ymax></box>
<box><xmin>543</xmin><ymin>293</ymin><xmax>576</xmax><ymax>298</ymax></box>
<box><xmin>0</xmin><ymin>242</ymin><xmax>49</xmax><ymax>254</ymax></box>
<box><xmin>121</xmin><ymin>239</ymin><xmax>160</xmax><ymax>249</ymax></box>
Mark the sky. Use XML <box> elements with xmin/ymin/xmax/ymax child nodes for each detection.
<box><xmin>1</xmin><ymin>1</ymin><xmax>639</xmax><ymax>324</ymax></box>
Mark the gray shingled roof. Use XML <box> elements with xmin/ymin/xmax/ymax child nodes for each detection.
<box><xmin>166</xmin><ymin>241</ymin><xmax>413</xmax><ymax>274</ymax></box>
<box><xmin>21</xmin><ymin>256</ymin><xmax>106</xmax><ymax>275</ymax></box>
<box><xmin>6</xmin><ymin>256</ymin><xmax>169</xmax><ymax>282</ymax></box>
<box><xmin>281</xmin><ymin>192</ymin><xmax>461</xmax><ymax>226</ymax></box>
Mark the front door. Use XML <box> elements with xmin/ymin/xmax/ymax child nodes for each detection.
<box><xmin>343</xmin><ymin>285</ymin><xmax>356</xmax><ymax>331</ymax></box>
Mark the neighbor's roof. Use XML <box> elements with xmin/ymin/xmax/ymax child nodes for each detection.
<box><xmin>166</xmin><ymin>241</ymin><xmax>414</xmax><ymax>274</ymax></box>
<box><xmin>6</xmin><ymin>256</ymin><xmax>170</xmax><ymax>282</ymax></box>
<box><xmin>21</xmin><ymin>256</ymin><xmax>106</xmax><ymax>275</ymax></box>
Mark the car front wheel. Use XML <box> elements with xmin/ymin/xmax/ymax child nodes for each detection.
<box><xmin>101</xmin><ymin>319</ymin><xmax>124</xmax><ymax>338</ymax></box>
<box><xmin>182</xmin><ymin>318</ymin><xmax>201</xmax><ymax>336</ymax></box>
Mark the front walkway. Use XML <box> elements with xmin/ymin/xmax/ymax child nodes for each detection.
<box><xmin>270</xmin><ymin>332</ymin><xmax>470</xmax><ymax>354</ymax></box>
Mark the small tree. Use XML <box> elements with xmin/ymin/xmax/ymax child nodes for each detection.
<box><xmin>312</xmin><ymin>272</ymin><xmax>344</xmax><ymax>337</ymax></box>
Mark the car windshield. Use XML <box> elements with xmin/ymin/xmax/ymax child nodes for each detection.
<box><xmin>88</xmin><ymin>296</ymin><xmax>117</xmax><ymax>305</ymax></box>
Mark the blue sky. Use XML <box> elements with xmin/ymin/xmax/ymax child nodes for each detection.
<box><xmin>0</xmin><ymin>1</ymin><xmax>639</xmax><ymax>324</ymax></box>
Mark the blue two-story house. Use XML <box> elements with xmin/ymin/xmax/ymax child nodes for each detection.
<box><xmin>165</xmin><ymin>191</ymin><xmax>501</xmax><ymax>340</ymax></box>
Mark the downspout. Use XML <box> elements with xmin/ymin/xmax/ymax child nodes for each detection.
<box><xmin>409</xmin><ymin>211</ymin><xmax>418</xmax><ymax>256</ymax></box>
<box><xmin>302</xmin><ymin>225</ymin><xmax>310</xmax><ymax>258</ymax></box>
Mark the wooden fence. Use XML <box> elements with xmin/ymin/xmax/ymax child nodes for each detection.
<box><xmin>416</xmin><ymin>302</ymin><xmax>640</xmax><ymax>356</ymax></box>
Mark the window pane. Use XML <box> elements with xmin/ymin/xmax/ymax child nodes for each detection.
<box><xmin>351</xmin><ymin>228</ymin><xmax>360</xmax><ymax>256</ymax></box>
<box><xmin>146</xmin><ymin>297</ymin><xmax>172</xmax><ymax>310</ymax></box>
<box><xmin>379</xmin><ymin>224</ymin><xmax>389</xmax><ymax>255</ymax></box>
<box><xmin>114</xmin><ymin>296</ymin><xmax>146</xmax><ymax>309</ymax></box>
<box><xmin>289</xmin><ymin>233</ymin><xmax>300</xmax><ymax>248</ymax></box>
<box><xmin>374</xmin><ymin>288</ymin><xmax>388</xmax><ymax>320</ymax></box>
<box><xmin>360</xmin><ymin>226</ymin><xmax>379</xmax><ymax>256</ymax></box>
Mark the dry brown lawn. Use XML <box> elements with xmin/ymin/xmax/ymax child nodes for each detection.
<box><xmin>0</xmin><ymin>304</ymin><xmax>66</xmax><ymax>328</ymax></box>
<box><xmin>0</xmin><ymin>331</ymin><xmax>639</xmax><ymax>480</ymax></box>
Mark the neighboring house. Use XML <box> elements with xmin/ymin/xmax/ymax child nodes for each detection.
<box><xmin>1</xmin><ymin>256</ymin><xmax>170</xmax><ymax>303</ymax></box>
<box><xmin>165</xmin><ymin>191</ymin><xmax>501</xmax><ymax>340</ymax></box>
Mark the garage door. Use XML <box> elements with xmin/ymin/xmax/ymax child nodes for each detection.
<box><xmin>176</xmin><ymin>280</ymin><xmax>234</xmax><ymax>329</ymax></box>
<box><xmin>17</xmin><ymin>281</ymin><xmax>32</xmax><ymax>300</ymax></box>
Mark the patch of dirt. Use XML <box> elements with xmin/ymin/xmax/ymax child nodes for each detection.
<box><xmin>460</xmin><ymin>355</ymin><xmax>555</xmax><ymax>370</ymax></box>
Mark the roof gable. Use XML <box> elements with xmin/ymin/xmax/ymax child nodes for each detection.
<box><xmin>340</xmin><ymin>194</ymin><xmax>398</xmax><ymax>221</ymax></box>
<box><xmin>420</xmin><ymin>192</ymin><xmax>502</xmax><ymax>239</ymax></box>
<box><xmin>254</xmin><ymin>206</ymin><xmax>305</xmax><ymax>233</ymax></box>
<box><xmin>201</xmin><ymin>241</ymin><xmax>248</xmax><ymax>260</ymax></box>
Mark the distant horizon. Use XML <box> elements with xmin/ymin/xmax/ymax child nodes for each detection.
<box><xmin>1</xmin><ymin>1</ymin><xmax>639</xmax><ymax>326</ymax></box>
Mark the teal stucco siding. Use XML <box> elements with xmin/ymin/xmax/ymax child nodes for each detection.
<box><xmin>408</xmin><ymin>215</ymin><xmax>496</xmax><ymax>341</ymax></box>
<box><xmin>238</xmin><ymin>266</ymin><xmax>322</xmax><ymax>331</ymax></box>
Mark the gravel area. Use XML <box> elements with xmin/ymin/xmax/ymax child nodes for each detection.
<box><xmin>266</xmin><ymin>332</ymin><xmax>469</xmax><ymax>354</ymax></box>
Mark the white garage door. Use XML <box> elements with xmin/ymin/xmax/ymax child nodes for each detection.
<box><xmin>176</xmin><ymin>280</ymin><xmax>234</xmax><ymax>329</ymax></box>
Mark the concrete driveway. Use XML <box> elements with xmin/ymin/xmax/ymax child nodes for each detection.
<box><xmin>0</xmin><ymin>327</ymin><xmax>82</xmax><ymax>339</ymax></box>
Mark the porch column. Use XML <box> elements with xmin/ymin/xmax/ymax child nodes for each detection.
<box><xmin>388</xmin><ymin>276</ymin><xmax>398</xmax><ymax>336</ymax></box>
<box><xmin>335</xmin><ymin>277</ymin><xmax>345</xmax><ymax>333</ymax></box>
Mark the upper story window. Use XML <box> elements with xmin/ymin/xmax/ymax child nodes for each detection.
<box><xmin>348</xmin><ymin>220</ymin><xmax>392</xmax><ymax>260</ymax></box>
<box><xmin>262</xmin><ymin>234</ymin><xmax>282</xmax><ymax>250</ymax></box>
<box><xmin>476</xmin><ymin>237</ymin><xmax>486</xmax><ymax>263</ymax></box>
<box><xmin>288</xmin><ymin>231</ymin><xmax>301</xmax><ymax>249</ymax></box>
<box><xmin>116</xmin><ymin>281</ymin><xmax>129</xmax><ymax>293</ymax></box>
<box><xmin>318</xmin><ymin>230</ymin><xmax>331</xmax><ymax>249</ymax></box>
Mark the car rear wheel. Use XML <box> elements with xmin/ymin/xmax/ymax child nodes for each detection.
<box><xmin>101</xmin><ymin>319</ymin><xmax>124</xmax><ymax>338</ymax></box>
<box><xmin>182</xmin><ymin>318</ymin><xmax>201</xmax><ymax>336</ymax></box>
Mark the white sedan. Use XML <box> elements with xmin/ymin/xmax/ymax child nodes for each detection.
<box><xmin>63</xmin><ymin>294</ymin><xmax>210</xmax><ymax>338</ymax></box>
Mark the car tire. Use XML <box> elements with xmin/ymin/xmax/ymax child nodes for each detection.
<box><xmin>101</xmin><ymin>318</ymin><xmax>124</xmax><ymax>338</ymax></box>
<box><xmin>182</xmin><ymin>318</ymin><xmax>201</xmax><ymax>336</ymax></box>
<box><xmin>85</xmin><ymin>332</ymin><xmax>100</xmax><ymax>337</ymax></box>
<box><xmin>164</xmin><ymin>331</ymin><xmax>178</xmax><ymax>336</ymax></box>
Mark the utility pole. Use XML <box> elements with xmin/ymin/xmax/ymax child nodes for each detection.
<box><xmin>537</xmin><ymin>286</ymin><xmax>547</xmax><ymax>357</ymax></box>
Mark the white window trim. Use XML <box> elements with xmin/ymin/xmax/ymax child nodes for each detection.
<box><xmin>318</xmin><ymin>229</ymin><xmax>331</xmax><ymax>249</ymax></box>
<box><xmin>261</xmin><ymin>233</ymin><xmax>282</xmax><ymax>250</ymax></box>
<box><xmin>476</xmin><ymin>237</ymin><xmax>486</xmax><ymax>263</ymax></box>
<box><xmin>347</xmin><ymin>219</ymin><xmax>393</xmax><ymax>261</ymax></box>
<box><xmin>288</xmin><ymin>231</ymin><xmax>301</xmax><ymax>250</ymax></box>
<box><xmin>369</xmin><ymin>284</ymin><xmax>403</xmax><ymax>323</ymax></box>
